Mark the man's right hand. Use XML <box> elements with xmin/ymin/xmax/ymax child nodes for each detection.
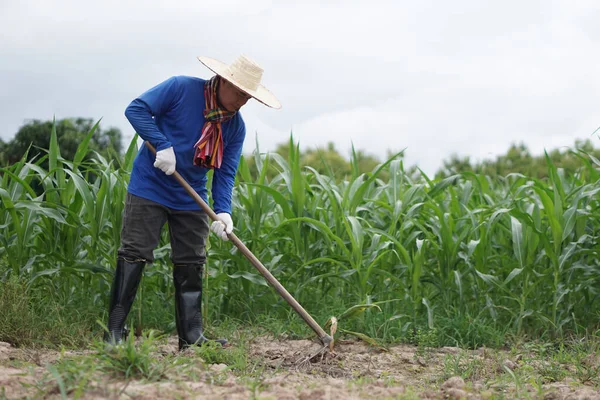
<box><xmin>153</xmin><ymin>147</ymin><xmax>176</xmax><ymax>175</ymax></box>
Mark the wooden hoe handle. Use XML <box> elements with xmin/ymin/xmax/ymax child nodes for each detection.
<box><xmin>145</xmin><ymin>141</ymin><xmax>332</xmax><ymax>347</ymax></box>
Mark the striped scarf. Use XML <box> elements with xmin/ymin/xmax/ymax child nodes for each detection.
<box><xmin>193</xmin><ymin>76</ymin><xmax>236</xmax><ymax>169</ymax></box>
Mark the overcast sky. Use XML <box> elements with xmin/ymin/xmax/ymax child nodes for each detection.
<box><xmin>1</xmin><ymin>0</ymin><xmax>599</xmax><ymax>175</ymax></box>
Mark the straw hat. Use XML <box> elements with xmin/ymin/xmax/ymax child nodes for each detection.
<box><xmin>197</xmin><ymin>55</ymin><xmax>281</xmax><ymax>109</ymax></box>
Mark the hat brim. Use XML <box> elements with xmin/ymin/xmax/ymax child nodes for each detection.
<box><xmin>197</xmin><ymin>56</ymin><xmax>281</xmax><ymax>109</ymax></box>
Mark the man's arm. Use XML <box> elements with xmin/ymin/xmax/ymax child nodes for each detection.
<box><xmin>124</xmin><ymin>76</ymin><xmax>181</xmax><ymax>152</ymax></box>
<box><xmin>211</xmin><ymin>123</ymin><xmax>246</xmax><ymax>215</ymax></box>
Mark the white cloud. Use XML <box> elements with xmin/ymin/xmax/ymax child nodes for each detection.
<box><xmin>1</xmin><ymin>0</ymin><xmax>599</xmax><ymax>175</ymax></box>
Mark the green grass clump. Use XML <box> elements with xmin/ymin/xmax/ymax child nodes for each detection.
<box><xmin>0</xmin><ymin>277</ymin><xmax>97</xmax><ymax>348</ymax></box>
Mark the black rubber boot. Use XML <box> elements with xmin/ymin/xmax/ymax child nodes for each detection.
<box><xmin>173</xmin><ymin>264</ymin><xmax>228</xmax><ymax>350</ymax></box>
<box><xmin>104</xmin><ymin>258</ymin><xmax>145</xmax><ymax>345</ymax></box>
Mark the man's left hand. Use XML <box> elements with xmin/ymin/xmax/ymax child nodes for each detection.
<box><xmin>211</xmin><ymin>213</ymin><xmax>234</xmax><ymax>241</ymax></box>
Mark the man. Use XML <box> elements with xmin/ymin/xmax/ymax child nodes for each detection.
<box><xmin>104</xmin><ymin>55</ymin><xmax>281</xmax><ymax>350</ymax></box>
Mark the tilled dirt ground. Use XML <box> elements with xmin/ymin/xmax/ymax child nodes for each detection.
<box><xmin>1</xmin><ymin>337</ymin><xmax>600</xmax><ymax>399</ymax></box>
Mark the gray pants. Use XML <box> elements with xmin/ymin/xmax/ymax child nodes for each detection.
<box><xmin>117</xmin><ymin>193</ymin><xmax>209</xmax><ymax>265</ymax></box>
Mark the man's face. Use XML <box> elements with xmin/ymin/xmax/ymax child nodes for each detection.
<box><xmin>217</xmin><ymin>77</ymin><xmax>252</xmax><ymax>112</ymax></box>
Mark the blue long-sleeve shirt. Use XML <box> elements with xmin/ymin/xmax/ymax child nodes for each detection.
<box><xmin>124</xmin><ymin>75</ymin><xmax>246</xmax><ymax>214</ymax></box>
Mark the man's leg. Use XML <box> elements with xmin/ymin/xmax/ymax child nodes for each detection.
<box><xmin>105</xmin><ymin>193</ymin><xmax>168</xmax><ymax>345</ymax></box>
<box><xmin>168</xmin><ymin>208</ymin><xmax>227</xmax><ymax>350</ymax></box>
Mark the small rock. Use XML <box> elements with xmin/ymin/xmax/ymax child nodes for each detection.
<box><xmin>503</xmin><ymin>359</ymin><xmax>517</xmax><ymax>370</ymax></box>
<box><xmin>442</xmin><ymin>346</ymin><xmax>461</xmax><ymax>354</ymax></box>
<box><xmin>583</xmin><ymin>354</ymin><xmax>600</xmax><ymax>368</ymax></box>
<box><xmin>565</xmin><ymin>388</ymin><xmax>600</xmax><ymax>400</ymax></box>
<box><xmin>421</xmin><ymin>391</ymin><xmax>439</xmax><ymax>399</ymax></box>
<box><xmin>263</xmin><ymin>377</ymin><xmax>284</xmax><ymax>386</ymax></box>
<box><xmin>209</xmin><ymin>363</ymin><xmax>228</xmax><ymax>372</ymax></box>
<box><xmin>544</xmin><ymin>391</ymin><xmax>561</xmax><ymax>400</ymax></box>
<box><xmin>299</xmin><ymin>389</ymin><xmax>326</xmax><ymax>400</ymax></box>
<box><xmin>326</xmin><ymin>377</ymin><xmax>345</xmax><ymax>387</ymax></box>
<box><xmin>0</xmin><ymin>342</ymin><xmax>11</xmax><ymax>361</ymax></box>
<box><xmin>222</xmin><ymin>376</ymin><xmax>237</xmax><ymax>387</ymax></box>
<box><xmin>446</xmin><ymin>388</ymin><xmax>468</xmax><ymax>399</ymax></box>
<box><xmin>442</xmin><ymin>376</ymin><xmax>466</xmax><ymax>390</ymax></box>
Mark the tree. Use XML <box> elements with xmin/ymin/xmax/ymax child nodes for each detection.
<box><xmin>0</xmin><ymin>138</ymin><xmax>7</xmax><ymax>166</ymax></box>
<box><xmin>303</xmin><ymin>142</ymin><xmax>352</xmax><ymax>179</ymax></box>
<box><xmin>436</xmin><ymin>139</ymin><xmax>600</xmax><ymax>179</ymax></box>
<box><xmin>2</xmin><ymin>118</ymin><xmax>123</xmax><ymax>166</ymax></box>
<box><xmin>438</xmin><ymin>154</ymin><xmax>473</xmax><ymax>178</ymax></box>
<box><xmin>353</xmin><ymin>149</ymin><xmax>382</xmax><ymax>174</ymax></box>
<box><xmin>480</xmin><ymin>142</ymin><xmax>535</xmax><ymax>177</ymax></box>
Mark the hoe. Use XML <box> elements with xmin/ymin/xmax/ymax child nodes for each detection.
<box><xmin>145</xmin><ymin>141</ymin><xmax>333</xmax><ymax>350</ymax></box>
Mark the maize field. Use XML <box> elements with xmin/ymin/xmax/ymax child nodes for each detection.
<box><xmin>2</xmin><ymin>122</ymin><xmax>600</xmax><ymax>398</ymax></box>
<box><xmin>1</xmin><ymin>121</ymin><xmax>600</xmax><ymax>349</ymax></box>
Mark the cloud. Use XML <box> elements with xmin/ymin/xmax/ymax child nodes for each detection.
<box><xmin>1</xmin><ymin>0</ymin><xmax>599</xmax><ymax>175</ymax></box>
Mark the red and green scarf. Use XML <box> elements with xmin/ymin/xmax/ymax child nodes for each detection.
<box><xmin>193</xmin><ymin>77</ymin><xmax>236</xmax><ymax>169</ymax></box>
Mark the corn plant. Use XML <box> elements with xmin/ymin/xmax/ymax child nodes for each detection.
<box><xmin>2</xmin><ymin>120</ymin><xmax>600</xmax><ymax>347</ymax></box>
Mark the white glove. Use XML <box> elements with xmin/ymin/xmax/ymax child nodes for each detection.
<box><xmin>211</xmin><ymin>213</ymin><xmax>233</xmax><ymax>241</ymax></box>
<box><xmin>153</xmin><ymin>147</ymin><xmax>176</xmax><ymax>175</ymax></box>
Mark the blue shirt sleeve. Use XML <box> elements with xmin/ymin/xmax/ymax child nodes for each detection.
<box><xmin>124</xmin><ymin>76</ymin><xmax>181</xmax><ymax>151</ymax></box>
<box><xmin>212</xmin><ymin>122</ymin><xmax>246</xmax><ymax>214</ymax></box>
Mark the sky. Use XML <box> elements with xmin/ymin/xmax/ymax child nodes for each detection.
<box><xmin>1</xmin><ymin>0</ymin><xmax>599</xmax><ymax>175</ymax></box>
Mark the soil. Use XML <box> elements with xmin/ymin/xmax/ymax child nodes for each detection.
<box><xmin>1</xmin><ymin>337</ymin><xmax>599</xmax><ymax>399</ymax></box>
